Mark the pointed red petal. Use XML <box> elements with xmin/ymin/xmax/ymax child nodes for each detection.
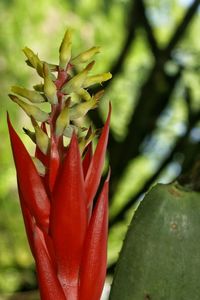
<box><xmin>18</xmin><ymin>183</ymin><xmax>35</xmax><ymax>256</ymax></box>
<box><xmin>50</xmin><ymin>133</ymin><xmax>87</xmax><ymax>298</ymax></box>
<box><xmin>33</xmin><ymin>226</ymin><xmax>66</xmax><ymax>300</ymax></box>
<box><xmin>82</xmin><ymin>142</ymin><xmax>93</xmax><ymax>178</ymax></box>
<box><xmin>85</xmin><ymin>104</ymin><xmax>111</xmax><ymax>207</ymax></box>
<box><xmin>7</xmin><ymin>115</ymin><xmax>50</xmax><ymax>231</ymax></box>
<box><xmin>49</xmin><ymin>135</ymin><xmax>60</xmax><ymax>192</ymax></box>
<box><xmin>42</xmin><ymin>229</ymin><xmax>57</xmax><ymax>271</ymax></box>
<box><xmin>79</xmin><ymin>171</ymin><xmax>110</xmax><ymax>300</ymax></box>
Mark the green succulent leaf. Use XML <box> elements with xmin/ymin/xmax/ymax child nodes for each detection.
<box><xmin>109</xmin><ymin>183</ymin><xmax>200</xmax><ymax>300</ymax></box>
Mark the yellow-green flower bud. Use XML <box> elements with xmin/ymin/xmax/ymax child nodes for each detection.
<box><xmin>55</xmin><ymin>105</ymin><xmax>69</xmax><ymax>136</ymax></box>
<box><xmin>59</xmin><ymin>29</ymin><xmax>72</xmax><ymax>70</ymax></box>
<box><xmin>23</xmin><ymin>127</ymin><xmax>36</xmax><ymax>143</ymax></box>
<box><xmin>69</xmin><ymin>96</ymin><xmax>98</xmax><ymax>120</ymax></box>
<box><xmin>61</xmin><ymin>61</ymin><xmax>94</xmax><ymax>94</ymax></box>
<box><xmin>79</xmin><ymin>128</ymin><xmax>97</xmax><ymax>153</ymax></box>
<box><xmin>11</xmin><ymin>86</ymin><xmax>45</xmax><ymax>103</ymax></box>
<box><xmin>32</xmin><ymin>157</ymin><xmax>46</xmax><ymax>176</ymax></box>
<box><xmin>9</xmin><ymin>94</ymin><xmax>49</xmax><ymax>122</ymax></box>
<box><xmin>71</xmin><ymin>46</ymin><xmax>100</xmax><ymax>64</ymax></box>
<box><xmin>43</xmin><ymin>63</ymin><xmax>58</xmax><ymax>104</ymax></box>
<box><xmin>77</xmin><ymin>88</ymin><xmax>91</xmax><ymax>101</ymax></box>
<box><xmin>63</xmin><ymin>124</ymin><xmax>77</xmax><ymax>138</ymax></box>
<box><xmin>70</xmin><ymin>92</ymin><xmax>80</xmax><ymax>104</ymax></box>
<box><xmin>23</xmin><ymin>47</ymin><xmax>44</xmax><ymax>77</ymax></box>
<box><xmin>33</xmin><ymin>83</ymin><xmax>44</xmax><ymax>92</ymax></box>
<box><xmin>83</xmin><ymin>72</ymin><xmax>112</xmax><ymax>88</ymax></box>
<box><xmin>32</xmin><ymin>118</ymin><xmax>49</xmax><ymax>155</ymax></box>
<box><xmin>44</xmin><ymin>62</ymin><xmax>58</xmax><ymax>72</ymax></box>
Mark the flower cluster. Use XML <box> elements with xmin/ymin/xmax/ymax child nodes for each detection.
<box><xmin>8</xmin><ymin>29</ymin><xmax>111</xmax><ymax>300</ymax></box>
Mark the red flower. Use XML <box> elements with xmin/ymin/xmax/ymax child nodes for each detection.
<box><xmin>8</xmin><ymin>29</ymin><xmax>111</xmax><ymax>300</ymax></box>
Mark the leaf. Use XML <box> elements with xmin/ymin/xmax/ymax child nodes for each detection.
<box><xmin>79</xmin><ymin>171</ymin><xmax>110</xmax><ymax>300</ymax></box>
<box><xmin>109</xmin><ymin>183</ymin><xmax>200</xmax><ymax>300</ymax></box>
<box><xmin>33</xmin><ymin>226</ymin><xmax>66</xmax><ymax>300</ymax></box>
<box><xmin>50</xmin><ymin>133</ymin><xmax>87</xmax><ymax>298</ymax></box>
<box><xmin>85</xmin><ymin>103</ymin><xmax>111</xmax><ymax>207</ymax></box>
<box><xmin>7</xmin><ymin>115</ymin><xmax>50</xmax><ymax>231</ymax></box>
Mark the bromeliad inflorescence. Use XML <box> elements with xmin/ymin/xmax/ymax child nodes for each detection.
<box><xmin>8</xmin><ymin>29</ymin><xmax>111</xmax><ymax>300</ymax></box>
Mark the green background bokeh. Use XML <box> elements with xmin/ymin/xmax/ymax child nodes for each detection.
<box><xmin>0</xmin><ymin>0</ymin><xmax>199</xmax><ymax>297</ymax></box>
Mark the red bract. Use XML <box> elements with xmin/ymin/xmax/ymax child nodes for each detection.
<box><xmin>8</xmin><ymin>116</ymin><xmax>50</xmax><ymax>232</ymax></box>
<box><xmin>8</xmin><ymin>29</ymin><xmax>111</xmax><ymax>300</ymax></box>
<box><xmin>79</xmin><ymin>171</ymin><xmax>110</xmax><ymax>300</ymax></box>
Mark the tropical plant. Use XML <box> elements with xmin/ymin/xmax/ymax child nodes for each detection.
<box><xmin>8</xmin><ymin>29</ymin><xmax>111</xmax><ymax>300</ymax></box>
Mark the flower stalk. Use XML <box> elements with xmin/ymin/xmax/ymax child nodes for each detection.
<box><xmin>8</xmin><ymin>29</ymin><xmax>111</xmax><ymax>300</ymax></box>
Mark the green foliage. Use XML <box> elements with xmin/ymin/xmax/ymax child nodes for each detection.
<box><xmin>110</xmin><ymin>182</ymin><xmax>200</xmax><ymax>299</ymax></box>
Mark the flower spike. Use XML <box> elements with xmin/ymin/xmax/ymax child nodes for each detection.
<box><xmin>8</xmin><ymin>29</ymin><xmax>111</xmax><ymax>300</ymax></box>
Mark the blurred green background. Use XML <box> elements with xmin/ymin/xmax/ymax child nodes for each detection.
<box><xmin>0</xmin><ymin>0</ymin><xmax>200</xmax><ymax>298</ymax></box>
